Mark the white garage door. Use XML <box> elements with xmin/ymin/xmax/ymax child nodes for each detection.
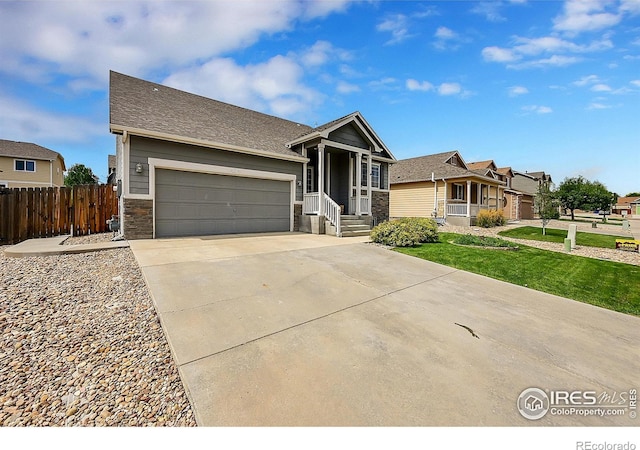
<box><xmin>155</xmin><ymin>169</ymin><xmax>291</xmax><ymax>238</ymax></box>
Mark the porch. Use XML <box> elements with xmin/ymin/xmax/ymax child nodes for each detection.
<box><xmin>301</xmin><ymin>143</ymin><xmax>383</xmax><ymax>236</ymax></box>
<box><xmin>436</xmin><ymin>179</ymin><xmax>502</xmax><ymax>225</ymax></box>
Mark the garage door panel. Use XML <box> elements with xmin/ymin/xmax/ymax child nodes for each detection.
<box><xmin>155</xmin><ymin>169</ymin><xmax>291</xmax><ymax>238</ymax></box>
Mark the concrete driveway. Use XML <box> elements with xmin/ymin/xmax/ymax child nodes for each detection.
<box><xmin>129</xmin><ymin>233</ymin><xmax>640</xmax><ymax>426</ymax></box>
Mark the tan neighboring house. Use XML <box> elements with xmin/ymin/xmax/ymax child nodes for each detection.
<box><xmin>390</xmin><ymin>151</ymin><xmax>505</xmax><ymax>226</ymax></box>
<box><xmin>0</xmin><ymin>139</ymin><xmax>66</xmax><ymax>188</ymax></box>
<box><xmin>467</xmin><ymin>160</ymin><xmax>534</xmax><ymax>220</ymax></box>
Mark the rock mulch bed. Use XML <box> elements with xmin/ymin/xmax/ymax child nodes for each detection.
<box><xmin>62</xmin><ymin>233</ymin><xmax>119</xmax><ymax>245</ymax></box>
<box><xmin>0</xmin><ymin>246</ymin><xmax>196</xmax><ymax>426</ymax></box>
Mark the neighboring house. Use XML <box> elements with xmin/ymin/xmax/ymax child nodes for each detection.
<box><xmin>613</xmin><ymin>196</ymin><xmax>640</xmax><ymax>217</ymax></box>
<box><xmin>467</xmin><ymin>160</ymin><xmax>534</xmax><ymax>220</ymax></box>
<box><xmin>107</xmin><ymin>154</ymin><xmax>116</xmax><ymax>185</ymax></box>
<box><xmin>512</xmin><ymin>170</ymin><xmax>553</xmax><ymax>194</ymax></box>
<box><xmin>389</xmin><ymin>151</ymin><xmax>505</xmax><ymax>226</ymax></box>
<box><xmin>0</xmin><ymin>139</ymin><xmax>66</xmax><ymax>188</ymax></box>
<box><xmin>109</xmin><ymin>71</ymin><xmax>396</xmax><ymax>239</ymax></box>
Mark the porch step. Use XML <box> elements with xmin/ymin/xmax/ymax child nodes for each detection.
<box><xmin>338</xmin><ymin>215</ymin><xmax>371</xmax><ymax>237</ymax></box>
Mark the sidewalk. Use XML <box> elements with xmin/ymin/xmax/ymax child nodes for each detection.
<box><xmin>3</xmin><ymin>235</ymin><xmax>129</xmax><ymax>257</ymax></box>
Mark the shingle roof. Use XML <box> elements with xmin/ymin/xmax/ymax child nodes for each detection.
<box><xmin>391</xmin><ymin>151</ymin><xmax>502</xmax><ymax>185</ymax></box>
<box><xmin>109</xmin><ymin>71</ymin><xmax>312</xmax><ymax>158</ymax></box>
<box><xmin>0</xmin><ymin>139</ymin><xmax>64</xmax><ymax>166</ymax></box>
<box><xmin>467</xmin><ymin>160</ymin><xmax>496</xmax><ymax>171</ymax></box>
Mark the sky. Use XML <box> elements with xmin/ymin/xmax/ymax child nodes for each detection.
<box><xmin>0</xmin><ymin>0</ymin><xmax>639</xmax><ymax>195</ymax></box>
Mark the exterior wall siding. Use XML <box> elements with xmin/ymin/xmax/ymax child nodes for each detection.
<box><xmin>390</xmin><ymin>182</ymin><xmax>436</xmax><ymax>218</ymax></box>
<box><xmin>128</xmin><ymin>136</ymin><xmax>304</xmax><ymax>201</ymax></box>
<box><xmin>328</xmin><ymin>124</ymin><xmax>369</xmax><ymax>149</ymax></box>
<box><xmin>511</xmin><ymin>174</ymin><xmax>538</xmax><ymax>195</ymax></box>
<box><xmin>0</xmin><ymin>156</ymin><xmax>64</xmax><ymax>188</ymax></box>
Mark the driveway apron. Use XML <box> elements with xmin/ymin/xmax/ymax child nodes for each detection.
<box><xmin>129</xmin><ymin>233</ymin><xmax>640</xmax><ymax>426</ymax></box>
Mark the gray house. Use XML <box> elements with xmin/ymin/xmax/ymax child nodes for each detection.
<box><xmin>109</xmin><ymin>71</ymin><xmax>396</xmax><ymax>239</ymax></box>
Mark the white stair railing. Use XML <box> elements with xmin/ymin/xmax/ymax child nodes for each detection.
<box><xmin>323</xmin><ymin>195</ymin><xmax>342</xmax><ymax>237</ymax></box>
<box><xmin>303</xmin><ymin>193</ymin><xmax>319</xmax><ymax>214</ymax></box>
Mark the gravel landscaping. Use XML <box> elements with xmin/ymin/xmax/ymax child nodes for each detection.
<box><xmin>0</xmin><ymin>244</ymin><xmax>196</xmax><ymax>426</ymax></box>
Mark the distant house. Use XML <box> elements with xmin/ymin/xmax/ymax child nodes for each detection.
<box><xmin>467</xmin><ymin>160</ymin><xmax>534</xmax><ymax>221</ymax></box>
<box><xmin>107</xmin><ymin>154</ymin><xmax>117</xmax><ymax>185</ymax></box>
<box><xmin>0</xmin><ymin>139</ymin><xmax>66</xmax><ymax>188</ymax></box>
<box><xmin>390</xmin><ymin>151</ymin><xmax>505</xmax><ymax>226</ymax></box>
<box><xmin>613</xmin><ymin>196</ymin><xmax>640</xmax><ymax>217</ymax></box>
<box><xmin>512</xmin><ymin>170</ymin><xmax>553</xmax><ymax>195</ymax></box>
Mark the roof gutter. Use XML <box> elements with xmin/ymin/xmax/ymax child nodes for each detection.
<box><xmin>110</xmin><ymin>124</ymin><xmax>309</xmax><ymax>164</ymax></box>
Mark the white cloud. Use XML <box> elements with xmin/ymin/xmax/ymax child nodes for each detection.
<box><xmin>587</xmin><ymin>102</ymin><xmax>612</xmax><ymax>110</ymax></box>
<box><xmin>435</xmin><ymin>26</ymin><xmax>456</xmax><ymax>40</ymax></box>
<box><xmin>631</xmin><ymin>80</ymin><xmax>640</xmax><ymax>87</ymax></box>
<box><xmin>591</xmin><ymin>83</ymin><xmax>612</xmax><ymax>92</ymax></box>
<box><xmin>482</xmin><ymin>46</ymin><xmax>518</xmax><ymax>63</ymax></box>
<box><xmin>299</xmin><ymin>41</ymin><xmax>351</xmax><ymax>68</ymax></box>
<box><xmin>336</xmin><ymin>81</ymin><xmax>360</xmax><ymax>94</ymax></box>
<box><xmin>573</xmin><ymin>74</ymin><xmax>601</xmax><ymax>86</ymax></box>
<box><xmin>553</xmin><ymin>0</ymin><xmax>621</xmax><ymax>34</ymax></box>
<box><xmin>0</xmin><ymin>1</ymin><xmax>349</xmax><ymax>87</ymax></box>
<box><xmin>508</xmin><ymin>86</ymin><xmax>529</xmax><ymax>97</ymax></box>
<box><xmin>377</xmin><ymin>14</ymin><xmax>412</xmax><ymax>45</ymax></box>
<box><xmin>369</xmin><ymin>77</ymin><xmax>399</xmax><ymax>91</ymax></box>
<box><xmin>522</xmin><ymin>105</ymin><xmax>553</xmax><ymax>114</ymax></box>
<box><xmin>510</xmin><ymin>55</ymin><xmax>582</xmax><ymax>69</ymax></box>
<box><xmin>0</xmin><ymin>93</ymin><xmax>103</xmax><ymax>143</ymax></box>
<box><xmin>406</xmin><ymin>79</ymin><xmax>434</xmax><ymax>92</ymax></box>
<box><xmin>438</xmin><ymin>83</ymin><xmax>462</xmax><ymax>96</ymax></box>
<box><xmin>163</xmin><ymin>55</ymin><xmax>321</xmax><ymax>118</ymax></box>
<box><xmin>470</xmin><ymin>2</ymin><xmax>507</xmax><ymax>23</ymax></box>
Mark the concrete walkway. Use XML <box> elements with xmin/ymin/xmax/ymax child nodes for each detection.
<box><xmin>3</xmin><ymin>235</ymin><xmax>129</xmax><ymax>257</ymax></box>
<box><xmin>130</xmin><ymin>233</ymin><xmax>640</xmax><ymax>426</ymax></box>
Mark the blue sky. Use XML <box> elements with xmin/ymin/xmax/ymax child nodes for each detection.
<box><xmin>0</xmin><ymin>0</ymin><xmax>638</xmax><ymax>195</ymax></box>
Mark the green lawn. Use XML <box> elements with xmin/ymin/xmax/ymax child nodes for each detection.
<box><xmin>395</xmin><ymin>232</ymin><xmax>640</xmax><ymax>316</ymax></box>
<box><xmin>498</xmin><ymin>226</ymin><xmax>628</xmax><ymax>249</ymax></box>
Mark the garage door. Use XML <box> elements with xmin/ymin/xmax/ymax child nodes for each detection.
<box><xmin>155</xmin><ymin>169</ymin><xmax>291</xmax><ymax>238</ymax></box>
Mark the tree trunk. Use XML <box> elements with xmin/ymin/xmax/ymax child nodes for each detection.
<box><xmin>570</xmin><ymin>209</ymin><xmax>575</xmax><ymax>221</ymax></box>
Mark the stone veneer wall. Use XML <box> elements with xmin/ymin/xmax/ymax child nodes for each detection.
<box><xmin>293</xmin><ymin>204</ymin><xmax>302</xmax><ymax>232</ymax></box>
<box><xmin>123</xmin><ymin>198</ymin><xmax>153</xmax><ymax>240</ymax></box>
<box><xmin>371</xmin><ymin>191</ymin><xmax>390</xmax><ymax>226</ymax></box>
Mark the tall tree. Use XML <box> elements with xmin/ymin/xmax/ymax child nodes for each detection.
<box><xmin>582</xmin><ymin>180</ymin><xmax>614</xmax><ymax>222</ymax></box>
<box><xmin>555</xmin><ymin>176</ymin><xmax>587</xmax><ymax>221</ymax></box>
<box><xmin>535</xmin><ymin>181</ymin><xmax>558</xmax><ymax>235</ymax></box>
<box><xmin>64</xmin><ymin>163</ymin><xmax>99</xmax><ymax>186</ymax></box>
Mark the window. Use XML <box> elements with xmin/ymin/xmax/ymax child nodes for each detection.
<box><xmin>454</xmin><ymin>183</ymin><xmax>465</xmax><ymax>200</ymax></box>
<box><xmin>361</xmin><ymin>162</ymin><xmax>367</xmax><ymax>187</ymax></box>
<box><xmin>15</xmin><ymin>159</ymin><xmax>36</xmax><ymax>172</ymax></box>
<box><xmin>306</xmin><ymin>166</ymin><xmax>315</xmax><ymax>192</ymax></box>
<box><xmin>371</xmin><ymin>163</ymin><xmax>380</xmax><ymax>189</ymax></box>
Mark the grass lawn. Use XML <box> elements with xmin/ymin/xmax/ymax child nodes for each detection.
<box><xmin>498</xmin><ymin>226</ymin><xmax>628</xmax><ymax>249</ymax></box>
<box><xmin>395</xmin><ymin>232</ymin><xmax>640</xmax><ymax>316</ymax></box>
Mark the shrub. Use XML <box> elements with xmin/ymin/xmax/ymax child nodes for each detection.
<box><xmin>452</xmin><ymin>234</ymin><xmax>518</xmax><ymax>248</ymax></box>
<box><xmin>370</xmin><ymin>217</ymin><xmax>439</xmax><ymax>247</ymax></box>
<box><xmin>476</xmin><ymin>210</ymin><xmax>506</xmax><ymax>228</ymax></box>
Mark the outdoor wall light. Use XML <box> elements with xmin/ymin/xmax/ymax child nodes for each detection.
<box><xmin>135</xmin><ymin>163</ymin><xmax>143</xmax><ymax>174</ymax></box>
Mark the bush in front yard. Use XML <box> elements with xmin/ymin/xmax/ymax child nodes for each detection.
<box><xmin>370</xmin><ymin>217</ymin><xmax>439</xmax><ymax>247</ymax></box>
<box><xmin>476</xmin><ymin>210</ymin><xmax>506</xmax><ymax>228</ymax></box>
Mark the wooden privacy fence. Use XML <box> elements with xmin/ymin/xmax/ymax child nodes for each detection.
<box><xmin>0</xmin><ymin>184</ymin><xmax>119</xmax><ymax>245</ymax></box>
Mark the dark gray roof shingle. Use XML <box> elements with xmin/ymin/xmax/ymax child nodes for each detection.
<box><xmin>391</xmin><ymin>151</ymin><xmax>502</xmax><ymax>185</ymax></box>
<box><xmin>0</xmin><ymin>139</ymin><xmax>64</xmax><ymax>166</ymax></box>
<box><xmin>109</xmin><ymin>71</ymin><xmax>312</xmax><ymax>158</ymax></box>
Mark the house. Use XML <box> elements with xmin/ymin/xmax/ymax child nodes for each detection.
<box><xmin>109</xmin><ymin>71</ymin><xmax>396</xmax><ymax>239</ymax></box>
<box><xmin>107</xmin><ymin>154</ymin><xmax>116</xmax><ymax>185</ymax></box>
<box><xmin>467</xmin><ymin>160</ymin><xmax>534</xmax><ymax>220</ymax></box>
<box><xmin>512</xmin><ymin>170</ymin><xmax>553</xmax><ymax>194</ymax></box>
<box><xmin>0</xmin><ymin>139</ymin><xmax>66</xmax><ymax>188</ymax></box>
<box><xmin>613</xmin><ymin>196</ymin><xmax>640</xmax><ymax>217</ymax></box>
<box><xmin>389</xmin><ymin>151</ymin><xmax>505</xmax><ymax>226</ymax></box>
